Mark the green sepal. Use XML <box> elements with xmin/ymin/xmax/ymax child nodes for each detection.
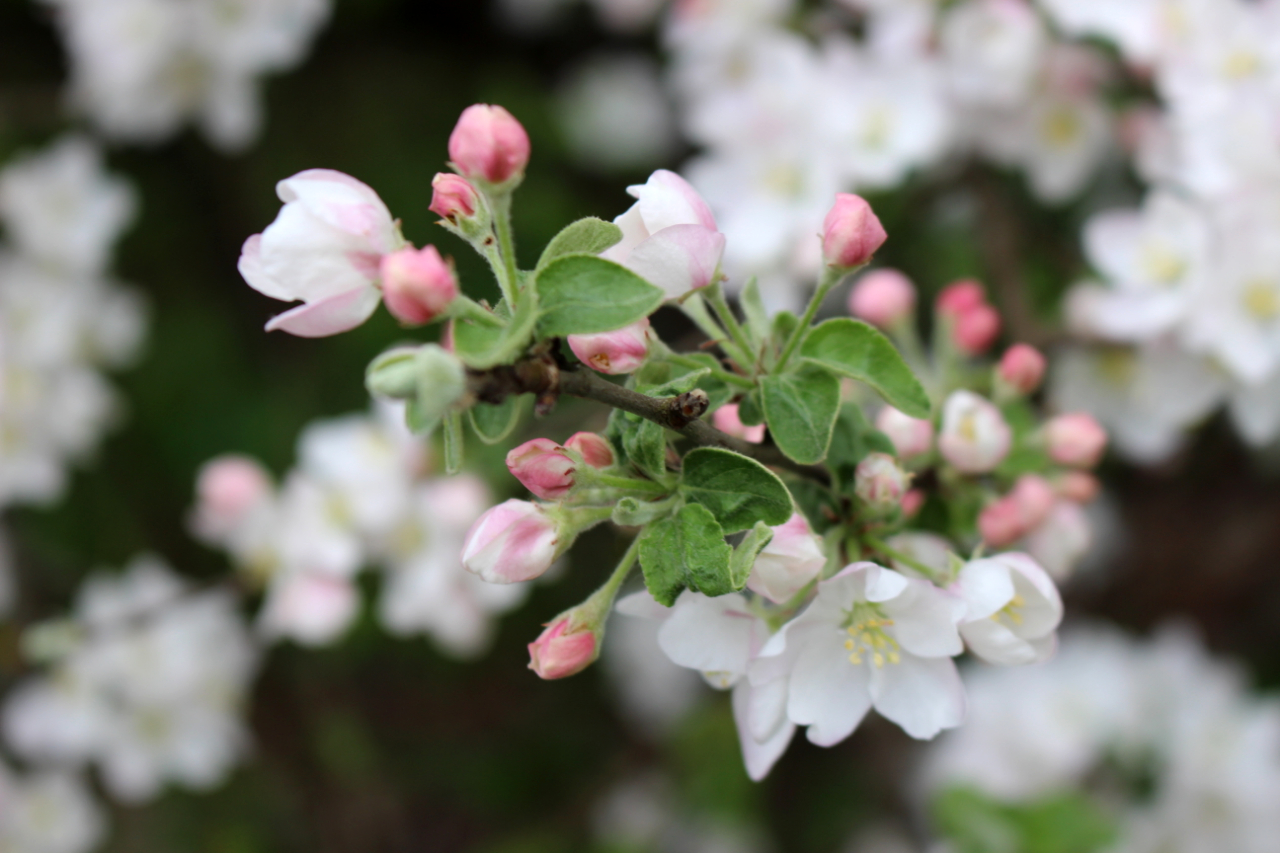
<box><xmin>639</xmin><ymin>503</ymin><xmax>733</xmax><ymax>606</ymax></box>
<box><xmin>679</xmin><ymin>447</ymin><xmax>792</xmax><ymax>534</ymax></box>
<box><xmin>729</xmin><ymin>522</ymin><xmax>774</xmax><ymax>590</ymax></box>
<box><xmin>801</xmin><ymin>318</ymin><xmax>931</xmax><ymax>418</ymax></box>
<box><xmin>414</xmin><ymin>344</ymin><xmax>467</xmax><ymax>426</ymax></box>
<box><xmin>468</xmin><ymin>395</ymin><xmax>525</xmax><ymax>445</ymax></box>
<box><xmin>534</xmin><ymin>254</ymin><xmax>663</xmax><ymax>338</ymax></box>
<box><xmin>760</xmin><ymin>363</ymin><xmax>841</xmax><ymax>464</ymax></box>
<box><xmin>365</xmin><ymin>347</ymin><xmax>419</xmax><ymax>400</ymax></box>
<box><xmin>452</xmin><ymin>293</ymin><xmax>539</xmax><ymax>369</ymax></box>
<box><xmin>536</xmin><ymin>217</ymin><xmax>624</xmax><ymax>270</ymax></box>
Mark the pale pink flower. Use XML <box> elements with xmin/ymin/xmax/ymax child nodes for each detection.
<box><xmin>1043</xmin><ymin>413</ymin><xmax>1108</xmax><ymax>467</ymax></box>
<box><xmin>506</xmin><ymin>439</ymin><xmax>578</xmax><ymax>501</ymax></box>
<box><xmin>448</xmin><ymin>104</ymin><xmax>531</xmax><ymax>185</ymax></box>
<box><xmin>568</xmin><ymin>319</ymin><xmax>651</xmax><ymax>374</ymax></box>
<box><xmin>747</xmin><ymin>513</ymin><xmax>827</xmax><ymax>604</ymax></box>
<box><xmin>1023</xmin><ymin>501</ymin><xmax>1092</xmax><ymax>580</ymax></box>
<box><xmin>848</xmin><ymin>269</ymin><xmax>916</xmax><ymax>328</ymax></box>
<box><xmin>822</xmin><ymin>193</ymin><xmax>888</xmax><ymax>269</ymax></box>
<box><xmin>952</xmin><ymin>552</ymin><xmax>1062</xmax><ymax>666</ymax></box>
<box><xmin>938</xmin><ymin>391</ymin><xmax>1012</xmax><ymax>474</ymax></box>
<box><xmin>875</xmin><ymin>407</ymin><xmax>934</xmax><ymax>459</ymax></box>
<box><xmin>1056</xmin><ymin>471</ymin><xmax>1100</xmax><ymax>504</ymax></box>
<box><xmin>379</xmin><ymin>246</ymin><xmax>457</xmax><ymax>326</ymax></box>
<box><xmin>462</xmin><ymin>499</ymin><xmax>560</xmax><ymax>584</ymax></box>
<box><xmin>259</xmin><ymin>570</ymin><xmax>359</xmax><ymax>647</ymax></box>
<box><xmin>528</xmin><ymin>618</ymin><xmax>598</xmax><ymax>680</ymax></box>
<box><xmin>713</xmin><ymin>403</ymin><xmax>766</xmax><ymax>444</ymax></box>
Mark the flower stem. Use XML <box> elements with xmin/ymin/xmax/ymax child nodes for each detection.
<box><xmin>579</xmin><ymin>534</ymin><xmax>643</xmax><ymax>623</ymax></box>
<box><xmin>774</xmin><ymin>265</ymin><xmax>852</xmax><ymax>374</ymax></box>
<box><xmin>680</xmin><ymin>294</ymin><xmax>752</xmax><ymax>368</ymax></box>
<box><xmin>704</xmin><ymin>282</ymin><xmax>756</xmax><ymax>368</ymax></box>
<box><xmin>489</xmin><ymin>192</ymin><xmax>520</xmax><ymax>306</ymax></box>
<box><xmin>594</xmin><ymin>474</ymin><xmax>671</xmax><ymax>494</ymax></box>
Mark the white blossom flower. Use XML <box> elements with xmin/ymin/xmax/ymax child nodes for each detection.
<box><xmin>0</xmin><ymin>763</ymin><xmax>106</xmax><ymax>853</ymax></box>
<box><xmin>952</xmin><ymin>553</ymin><xmax>1062</xmax><ymax>665</ymax></box>
<box><xmin>556</xmin><ymin>54</ymin><xmax>677</xmax><ymax>172</ymax></box>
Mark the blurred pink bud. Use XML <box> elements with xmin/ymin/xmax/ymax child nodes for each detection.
<box><xmin>1044</xmin><ymin>413</ymin><xmax>1108</xmax><ymax>468</ymax></box>
<box><xmin>901</xmin><ymin>489</ymin><xmax>925</xmax><ymax>517</ymax></box>
<box><xmin>978</xmin><ymin>475</ymin><xmax>1056</xmax><ymax>546</ymax></box>
<box><xmin>875</xmin><ymin>406</ymin><xmax>934</xmax><ymax>459</ymax></box>
<box><xmin>428</xmin><ymin>173</ymin><xmax>480</xmax><ymax>221</ymax></box>
<box><xmin>506</xmin><ymin>439</ymin><xmax>578</xmax><ymax>501</ymax></box>
<box><xmin>565</xmin><ymin>432</ymin><xmax>615</xmax><ymax>468</ymax></box>
<box><xmin>747</xmin><ymin>513</ymin><xmax>826</xmax><ymax>603</ymax></box>
<box><xmin>448</xmin><ymin>104</ymin><xmax>531</xmax><ymax>185</ymax></box>
<box><xmin>848</xmin><ymin>269</ymin><xmax>916</xmax><ymax>328</ymax></box>
<box><xmin>1056</xmin><ymin>471</ymin><xmax>1100</xmax><ymax>503</ymax></box>
<box><xmin>713</xmin><ymin>403</ymin><xmax>765</xmax><ymax>444</ymax></box>
<box><xmin>998</xmin><ymin>343</ymin><xmax>1046</xmax><ymax>394</ymax></box>
<box><xmin>854</xmin><ymin>452</ymin><xmax>910</xmax><ymax>513</ymax></box>
<box><xmin>822</xmin><ymin>193</ymin><xmax>887</xmax><ymax>269</ymax></box>
<box><xmin>194</xmin><ymin>455</ymin><xmax>272</xmax><ymax>539</ymax></box>
<box><xmin>462</xmin><ymin>499</ymin><xmax>560</xmax><ymax>583</ymax></box>
<box><xmin>568</xmin><ymin>319</ymin><xmax>650</xmax><ymax>374</ymax></box>
<box><xmin>528</xmin><ymin>617</ymin><xmax>598</xmax><ymax>680</ymax></box>
<box><xmin>936</xmin><ymin>280</ymin><xmax>986</xmax><ymax>317</ymax></box>
<box><xmin>953</xmin><ymin>303</ymin><xmax>1001</xmax><ymax>355</ymax></box>
<box><xmin>379</xmin><ymin>245</ymin><xmax>458</xmax><ymax>325</ymax></box>
<box><xmin>938</xmin><ymin>390</ymin><xmax>1012</xmax><ymax>474</ymax></box>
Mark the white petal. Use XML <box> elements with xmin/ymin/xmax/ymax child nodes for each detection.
<box><xmin>733</xmin><ymin>680</ymin><xmax>795</xmax><ymax>781</ymax></box>
<box><xmin>745</xmin><ymin>674</ymin><xmax>789</xmax><ymax>744</ymax></box>
<box><xmin>788</xmin><ymin>637</ymin><xmax>872</xmax><ymax>747</ymax></box>
<box><xmin>259</xmin><ymin>201</ymin><xmax>381</xmax><ymax>302</ymax></box>
<box><xmin>265</xmin><ymin>285</ymin><xmax>381</xmax><ymax>337</ymax></box>
<box><xmin>615</xmin><ymin>589</ymin><xmax>669</xmax><ymax>619</ymax></box>
<box><xmin>861</xmin><ymin>564</ymin><xmax>910</xmax><ymax>603</ymax></box>
<box><xmin>885</xmin><ymin>580</ymin><xmax>965</xmax><ymax>658</ymax></box>
<box><xmin>599</xmin><ymin>202</ymin><xmax>650</xmax><ymax>264</ymax></box>
<box><xmin>277</xmin><ymin>169</ymin><xmax>396</xmax><ymax>250</ymax></box>
<box><xmin>959</xmin><ymin>618</ymin><xmax>1038</xmax><ymax>666</ymax></box>
<box><xmin>630</xmin><ymin>169</ymin><xmax>717</xmax><ymax>231</ymax></box>
<box><xmin>954</xmin><ymin>559</ymin><xmax>1016</xmax><ymax>621</ymax></box>
<box><xmin>237</xmin><ymin>233</ymin><xmax>292</xmax><ymax>301</ymax></box>
<box><xmin>625</xmin><ymin>224</ymin><xmax>726</xmax><ymax>299</ymax></box>
<box><xmin>870</xmin><ymin>654</ymin><xmax>965</xmax><ymax>740</ymax></box>
<box><xmin>657</xmin><ymin>591</ymin><xmax>755</xmax><ymax>677</ymax></box>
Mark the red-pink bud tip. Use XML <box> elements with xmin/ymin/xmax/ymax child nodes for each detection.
<box><xmin>528</xmin><ymin>618</ymin><xmax>597</xmax><ymax>680</ymax></box>
<box><xmin>998</xmin><ymin>343</ymin><xmax>1046</xmax><ymax>394</ymax></box>
<box><xmin>448</xmin><ymin>104</ymin><xmax>531</xmax><ymax>185</ymax></box>
<box><xmin>713</xmin><ymin>404</ymin><xmax>766</xmax><ymax>444</ymax></box>
<box><xmin>506</xmin><ymin>438</ymin><xmax>578</xmax><ymax>501</ymax></box>
<box><xmin>565</xmin><ymin>432</ymin><xmax>615</xmax><ymax>469</ymax></box>
<box><xmin>379</xmin><ymin>245</ymin><xmax>458</xmax><ymax>326</ymax></box>
<box><xmin>822</xmin><ymin>193</ymin><xmax>887</xmax><ymax>269</ymax></box>
<box><xmin>848</xmin><ymin>269</ymin><xmax>916</xmax><ymax>328</ymax></box>
<box><xmin>1044</xmin><ymin>413</ymin><xmax>1108</xmax><ymax>468</ymax></box>
<box><xmin>429</xmin><ymin>173</ymin><xmax>480</xmax><ymax>221</ymax></box>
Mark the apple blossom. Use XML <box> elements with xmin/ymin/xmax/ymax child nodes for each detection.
<box><xmin>901</xmin><ymin>489</ymin><xmax>925</xmax><ymax>518</ymax></box>
<box><xmin>855</xmin><ymin>452</ymin><xmax>910</xmax><ymax>514</ymax></box>
<box><xmin>565</xmin><ymin>432</ymin><xmax>615</xmax><ymax>469</ymax></box>
<box><xmin>1024</xmin><ymin>500</ymin><xmax>1093</xmax><ymax>580</ymax></box>
<box><xmin>462</xmin><ymin>499</ymin><xmax>561</xmax><ymax>584</ymax></box>
<box><xmin>1057</xmin><ymin>471</ymin><xmax>1101</xmax><ymax>503</ymax></box>
<box><xmin>191</xmin><ymin>455</ymin><xmax>272</xmax><ymax>541</ymax></box>
<box><xmin>848</xmin><ymin>269</ymin><xmax>916</xmax><ymax>328</ymax></box>
<box><xmin>953</xmin><ymin>303</ymin><xmax>1001</xmax><ymax>355</ymax></box>
<box><xmin>238</xmin><ymin>169</ymin><xmax>403</xmax><ymax>337</ymax></box>
<box><xmin>952</xmin><ymin>552</ymin><xmax>1063</xmax><ymax>665</ymax></box>
<box><xmin>448</xmin><ymin>104</ymin><xmax>531</xmax><ymax>186</ymax></box>
<box><xmin>258</xmin><ymin>569</ymin><xmax>359</xmax><ymax>647</ymax></box>
<box><xmin>875</xmin><ymin>406</ymin><xmax>934</xmax><ymax>459</ymax></box>
<box><xmin>938</xmin><ymin>390</ymin><xmax>1013</xmax><ymax>474</ymax></box>
<box><xmin>822</xmin><ymin>193</ymin><xmax>888</xmax><ymax>269</ymax></box>
<box><xmin>600</xmin><ymin>169</ymin><xmax>726</xmax><ymax>299</ymax></box>
<box><xmin>568</xmin><ymin>319</ymin><xmax>651</xmax><ymax>374</ymax></box>
<box><xmin>746</xmin><ymin>513</ymin><xmax>827</xmax><ymax>604</ymax></box>
<box><xmin>750</xmin><ymin>562</ymin><xmax>966</xmax><ymax>744</ymax></box>
<box><xmin>713</xmin><ymin>403</ymin><xmax>766</xmax><ymax>444</ymax></box>
<box><xmin>379</xmin><ymin>245</ymin><xmax>458</xmax><ymax>326</ymax></box>
<box><xmin>528</xmin><ymin>617</ymin><xmax>599</xmax><ymax>680</ymax></box>
<box><xmin>428</xmin><ymin>172</ymin><xmax>481</xmax><ymax>222</ymax></box>
<box><xmin>936</xmin><ymin>280</ymin><xmax>986</xmax><ymax>317</ymax></box>
<box><xmin>506</xmin><ymin>438</ymin><xmax>578</xmax><ymax>501</ymax></box>
<box><xmin>998</xmin><ymin>343</ymin><xmax>1047</xmax><ymax>394</ymax></box>
<box><xmin>978</xmin><ymin>475</ymin><xmax>1056</xmax><ymax>547</ymax></box>
<box><xmin>1044</xmin><ymin>412</ymin><xmax>1108</xmax><ymax>467</ymax></box>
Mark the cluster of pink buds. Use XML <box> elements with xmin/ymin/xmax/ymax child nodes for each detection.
<box><xmin>937</xmin><ymin>280</ymin><xmax>1001</xmax><ymax>355</ymax></box>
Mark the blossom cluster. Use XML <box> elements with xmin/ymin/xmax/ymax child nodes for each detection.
<box><xmin>192</xmin><ymin>404</ymin><xmax>527</xmax><ymax>654</ymax></box>
<box><xmin>922</xmin><ymin>624</ymin><xmax>1280</xmax><ymax>853</ymax></box>
<box><xmin>38</xmin><ymin>0</ymin><xmax>332</xmax><ymax>150</ymax></box>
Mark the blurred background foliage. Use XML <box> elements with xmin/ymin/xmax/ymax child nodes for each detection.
<box><xmin>3</xmin><ymin>0</ymin><xmax>1280</xmax><ymax>851</ymax></box>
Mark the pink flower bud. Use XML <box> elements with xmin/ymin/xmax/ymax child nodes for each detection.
<box><xmin>901</xmin><ymin>489</ymin><xmax>925</xmax><ymax>517</ymax></box>
<box><xmin>938</xmin><ymin>390</ymin><xmax>1012</xmax><ymax>474</ymax></box>
<box><xmin>448</xmin><ymin>104</ymin><xmax>531</xmax><ymax>185</ymax></box>
<box><xmin>1056</xmin><ymin>471</ymin><xmax>1100</xmax><ymax>504</ymax></box>
<box><xmin>746</xmin><ymin>513</ymin><xmax>826</xmax><ymax>603</ymax></box>
<box><xmin>936</xmin><ymin>280</ymin><xmax>986</xmax><ymax>317</ymax></box>
<box><xmin>822</xmin><ymin>193</ymin><xmax>888</xmax><ymax>269</ymax></box>
<box><xmin>568</xmin><ymin>319</ymin><xmax>651</xmax><ymax>374</ymax></box>
<box><xmin>875</xmin><ymin>406</ymin><xmax>934</xmax><ymax>459</ymax></box>
<box><xmin>462</xmin><ymin>499</ymin><xmax>560</xmax><ymax>583</ymax></box>
<box><xmin>953</xmin><ymin>303</ymin><xmax>1001</xmax><ymax>355</ymax></box>
<box><xmin>428</xmin><ymin>173</ymin><xmax>480</xmax><ymax>221</ymax></box>
<box><xmin>527</xmin><ymin>617</ymin><xmax>598</xmax><ymax>680</ymax></box>
<box><xmin>1044</xmin><ymin>413</ymin><xmax>1108</xmax><ymax>468</ymax></box>
<box><xmin>854</xmin><ymin>452</ymin><xmax>910</xmax><ymax>513</ymax></box>
<box><xmin>713</xmin><ymin>403</ymin><xmax>766</xmax><ymax>444</ymax></box>
<box><xmin>565</xmin><ymin>432</ymin><xmax>615</xmax><ymax>469</ymax></box>
<box><xmin>977</xmin><ymin>498</ymin><xmax>1024</xmax><ymax>548</ymax></box>
<box><xmin>193</xmin><ymin>455</ymin><xmax>272</xmax><ymax>540</ymax></box>
<box><xmin>978</xmin><ymin>474</ymin><xmax>1056</xmax><ymax>546</ymax></box>
<box><xmin>506</xmin><ymin>439</ymin><xmax>578</xmax><ymax>501</ymax></box>
<box><xmin>379</xmin><ymin>245</ymin><xmax>458</xmax><ymax>325</ymax></box>
<box><xmin>848</xmin><ymin>268</ymin><xmax>916</xmax><ymax>328</ymax></box>
<box><xmin>998</xmin><ymin>343</ymin><xmax>1046</xmax><ymax>394</ymax></box>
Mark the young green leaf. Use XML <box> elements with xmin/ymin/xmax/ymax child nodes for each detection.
<box><xmin>680</xmin><ymin>447</ymin><xmax>793</xmax><ymax>533</ymax></box>
<box><xmin>468</xmin><ymin>395</ymin><xmax>525</xmax><ymax>445</ymax></box>
<box><xmin>740</xmin><ymin>276</ymin><xmax>771</xmax><ymax>346</ymax></box>
<box><xmin>729</xmin><ymin>522</ymin><xmax>774</xmax><ymax>590</ymax></box>
<box><xmin>800</xmin><ymin>318</ymin><xmax>931</xmax><ymax>418</ymax></box>
<box><xmin>760</xmin><ymin>363</ymin><xmax>841</xmax><ymax>464</ymax></box>
<box><xmin>624</xmin><ymin>419</ymin><xmax>668</xmax><ymax>480</ymax></box>
<box><xmin>536</xmin><ymin>217</ymin><xmax>624</xmax><ymax>269</ymax></box>
<box><xmin>534</xmin><ymin>254</ymin><xmax>663</xmax><ymax>338</ymax></box>
<box><xmin>452</xmin><ymin>293</ymin><xmax>539</xmax><ymax>369</ymax></box>
<box><xmin>612</xmin><ymin>496</ymin><xmax>677</xmax><ymax>527</ymax></box>
<box><xmin>736</xmin><ymin>389</ymin><xmax>765</xmax><ymax>427</ymax></box>
<box><xmin>639</xmin><ymin>503</ymin><xmax>733</xmax><ymax>605</ymax></box>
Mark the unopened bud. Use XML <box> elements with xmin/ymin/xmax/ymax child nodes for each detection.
<box><xmin>448</xmin><ymin>104</ymin><xmax>531</xmax><ymax>186</ymax></box>
<box><xmin>506</xmin><ymin>438</ymin><xmax>578</xmax><ymax>501</ymax></box>
<box><xmin>1056</xmin><ymin>471</ymin><xmax>1100</xmax><ymax>503</ymax></box>
<box><xmin>565</xmin><ymin>432</ymin><xmax>615</xmax><ymax>468</ymax></box>
<box><xmin>365</xmin><ymin>346</ymin><xmax>420</xmax><ymax>399</ymax></box>
<box><xmin>998</xmin><ymin>343</ymin><xmax>1046</xmax><ymax>394</ymax></box>
<box><xmin>1043</xmin><ymin>413</ymin><xmax>1108</xmax><ymax>468</ymax></box>
<box><xmin>978</xmin><ymin>474</ymin><xmax>1055</xmax><ymax>546</ymax></box>
<box><xmin>192</xmin><ymin>455</ymin><xmax>272</xmax><ymax>540</ymax></box>
<box><xmin>528</xmin><ymin>617</ymin><xmax>599</xmax><ymax>680</ymax></box>
<box><xmin>848</xmin><ymin>269</ymin><xmax>916</xmax><ymax>328</ymax></box>
<box><xmin>953</xmin><ymin>303</ymin><xmax>1001</xmax><ymax>355</ymax></box>
<box><xmin>854</xmin><ymin>452</ymin><xmax>910</xmax><ymax>514</ymax></box>
<box><xmin>901</xmin><ymin>489</ymin><xmax>925</xmax><ymax>518</ymax></box>
<box><xmin>380</xmin><ymin>246</ymin><xmax>458</xmax><ymax>326</ymax></box>
<box><xmin>429</xmin><ymin>173</ymin><xmax>480</xmax><ymax>221</ymax></box>
<box><xmin>822</xmin><ymin>193</ymin><xmax>887</xmax><ymax>269</ymax></box>
<box><xmin>875</xmin><ymin>406</ymin><xmax>934</xmax><ymax>459</ymax></box>
<box><xmin>938</xmin><ymin>390</ymin><xmax>1012</xmax><ymax>474</ymax></box>
<box><xmin>568</xmin><ymin>319</ymin><xmax>651</xmax><ymax>374</ymax></box>
<box><xmin>936</xmin><ymin>280</ymin><xmax>986</xmax><ymax>317</ymax></box>
<box><xmin>462</xmin><ymin>499</ymin><xmax>561</xmax><ymax>584</ymax></box>
<box><xmin>713</xmin><ymin>403</ymin><xmax>766</xmax><ymax>444</ymax></box>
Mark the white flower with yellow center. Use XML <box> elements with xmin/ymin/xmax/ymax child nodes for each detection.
<box><xmin>952</xmin><ymin>552</ymin><xmax>1063</xmax><ymax>665</ymax></box>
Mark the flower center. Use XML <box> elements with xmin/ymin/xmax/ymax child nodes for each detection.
<box><xmin>841</xmin><ymin>603</ymin><xmax>900</xmax><ymax>667</ymax></box>
<box><xmin>1242</xmin><ymin>279</ymin><xmax>1280</xmax><ymax>321</ymax></box>
<box><xmin>1222</xmin><ymin>50</ymin><xmax>1262</xmax><ymax>80</ymax></box>
<box><xmin>990</xmin><ymin>593</ymin><xmax>1027</xmax><ymax>628</ymax></box>
<box><xmin>1140</xmin><ymin>244</ymin><xmax>1186</xmax><ymax>285</ymax></box>
<box><xmin>1040</xmin><ymin>107</ymin><xmax>1081</xmax><ymax>148</ymax></box>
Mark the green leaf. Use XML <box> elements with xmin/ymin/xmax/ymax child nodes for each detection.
<box><xmin>771</xmin><ymin>310</ymin><xmax>799</xmax><ymax>347</ymax></box>
<box><xmin>534</xmin><ymin>254</ymin><xmax>663</xmax><ymax>338</ymax></box>
<box><xmin>442</xmin><ymin>411</ymin><xmax>465</xmax><ymax>474</ymax></box>
<box><xmin>453</xmin><ymin>293</ymin><xmax>539</xmax><ymax>370</ymax></box>
<box><xmin>680</xmin><ymin>447</ymin><xmax>792</xmax><ymax>534</ymax></box>
<box><xmin>468</xmin><ymin>395</ymin><xmax>525</xmax><ymax>445</ymax></box>
<box><xmin>612</xmin><ymin>496</ymin><xmax>676</xmax><ymax>527</ymax></box>
<box><xmin>365</xmin><ymin>347</ymin><xmax>419</xmax><ymax>399</ymax></box>
<box><xmin>414</xmin><ymin>344</ymin><xmax>467</xmax><ymax>424</ymax></box>
<box><xmin>736</xmin><ymin>390</ymin><xmax>765</xmax><ymax>427</ymax></box>
<box><xmin>740</xmin><ymin>276</ymin><xmax>770</xmax><ymax>346</ymax></box>
<box><xmin>536</xmin><ymin>217</ymin><xmax>623</xmax><ymax>269</ymax></box>
<box><xmin>933</xmin><ymin>787</ymin><xmax>1117</xmax><ymax>853</ymax></box>
<box><xmin>760</xmin><ymin>364</ymin><xmax>841</xmax><ymax>465</ymax></box>
<box><xmin>638</xmin><ymin>368</ymin><xmax>709</xmax><ymax>399</ymax></box>
<box><xmin>729</xmin><ymin>522</ymin><xmax>773</xmax><ymax>590</ymax></box>
<box><xmin>639</xmin><ymin>503</ymin><xmax>733</xmax><ymax>605</ymax></box>
<box><xmin>800</xmin><ymin>318</ymin><xmax>931</xmax><ymax>418</ymax></box>
<box><xmin>624</xmin><ymin>419</ymin><xmax>668</xmax><ymax>479</ymax></box>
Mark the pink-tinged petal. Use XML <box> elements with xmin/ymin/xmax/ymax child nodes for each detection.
<box><xmin>276</xmin><ymin>169</ymin><xmax>397</xmax><ymax>251</ymax></box>
<box><xmin>238</xmin><ymin>234</ymin><xmax>292</xmax><ymax>301</ymax></box>
<box><xmin>625</xmin><ymin>224</ymin><xmax>726</xmax><ymax>299</ymax></box>
<box><xmin>629</xmin><ymin>169</ymin><xmax>717</xmax><ymax>231</ymax></box>
<box><xmin>885</xmin><ymin>581</ymin><xmax>965</xmax><ymax>658</ymax></box>
<box><xmin>265</xmin><ymin>285</ymin><xmax>381</xmax><ymax>337</ymax></box>
<box><xmin>615</xmin><ymin>590</ymin><xmax>670</xmax><ymax>619</ymax></box>
<box><xmin>954</xmin><ymin>559</ymin><xmax>1017</xmax><ymax>620</ymax></box>
<box><xmin>959</xmin><ymin>618</ymin><xmax>1039</xmax><ymax>666</ymax></box>
<box><xmin>657</xmin><ymin>591</ymin><xmax>755</xmax><ymax>678</ymax></box>
<box><xmin>599</xmin><ymin>203</ymin><xmax>651</xmax><ymax>264</ymax></box>
<box><xmin>259</xmin><ymin>571</ymin><xmax>358</xmax><ymax>646</ymax></box>
<box><xmin>789</xmin><ymin>638</ymin><xmax>873</xmax><ymax>747</ymax></box>
<box><xmin>733</xmin><ymin>680</ymin><xmax>796</xmax><ymax>781</ymax></box>
<box><xmin>260</xmin><ymin>201</ymin><xmax>384</xmax><ymax>301</ymax></box>
<box><xmin>861</xmin><ymin>565</ymin><xmax>910</xmax><ymax>603</ymax></box>
<box><xmin>869</xmin><ymin>654</ymin><xmax>965</xmax><ymax>740</ymax></box>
